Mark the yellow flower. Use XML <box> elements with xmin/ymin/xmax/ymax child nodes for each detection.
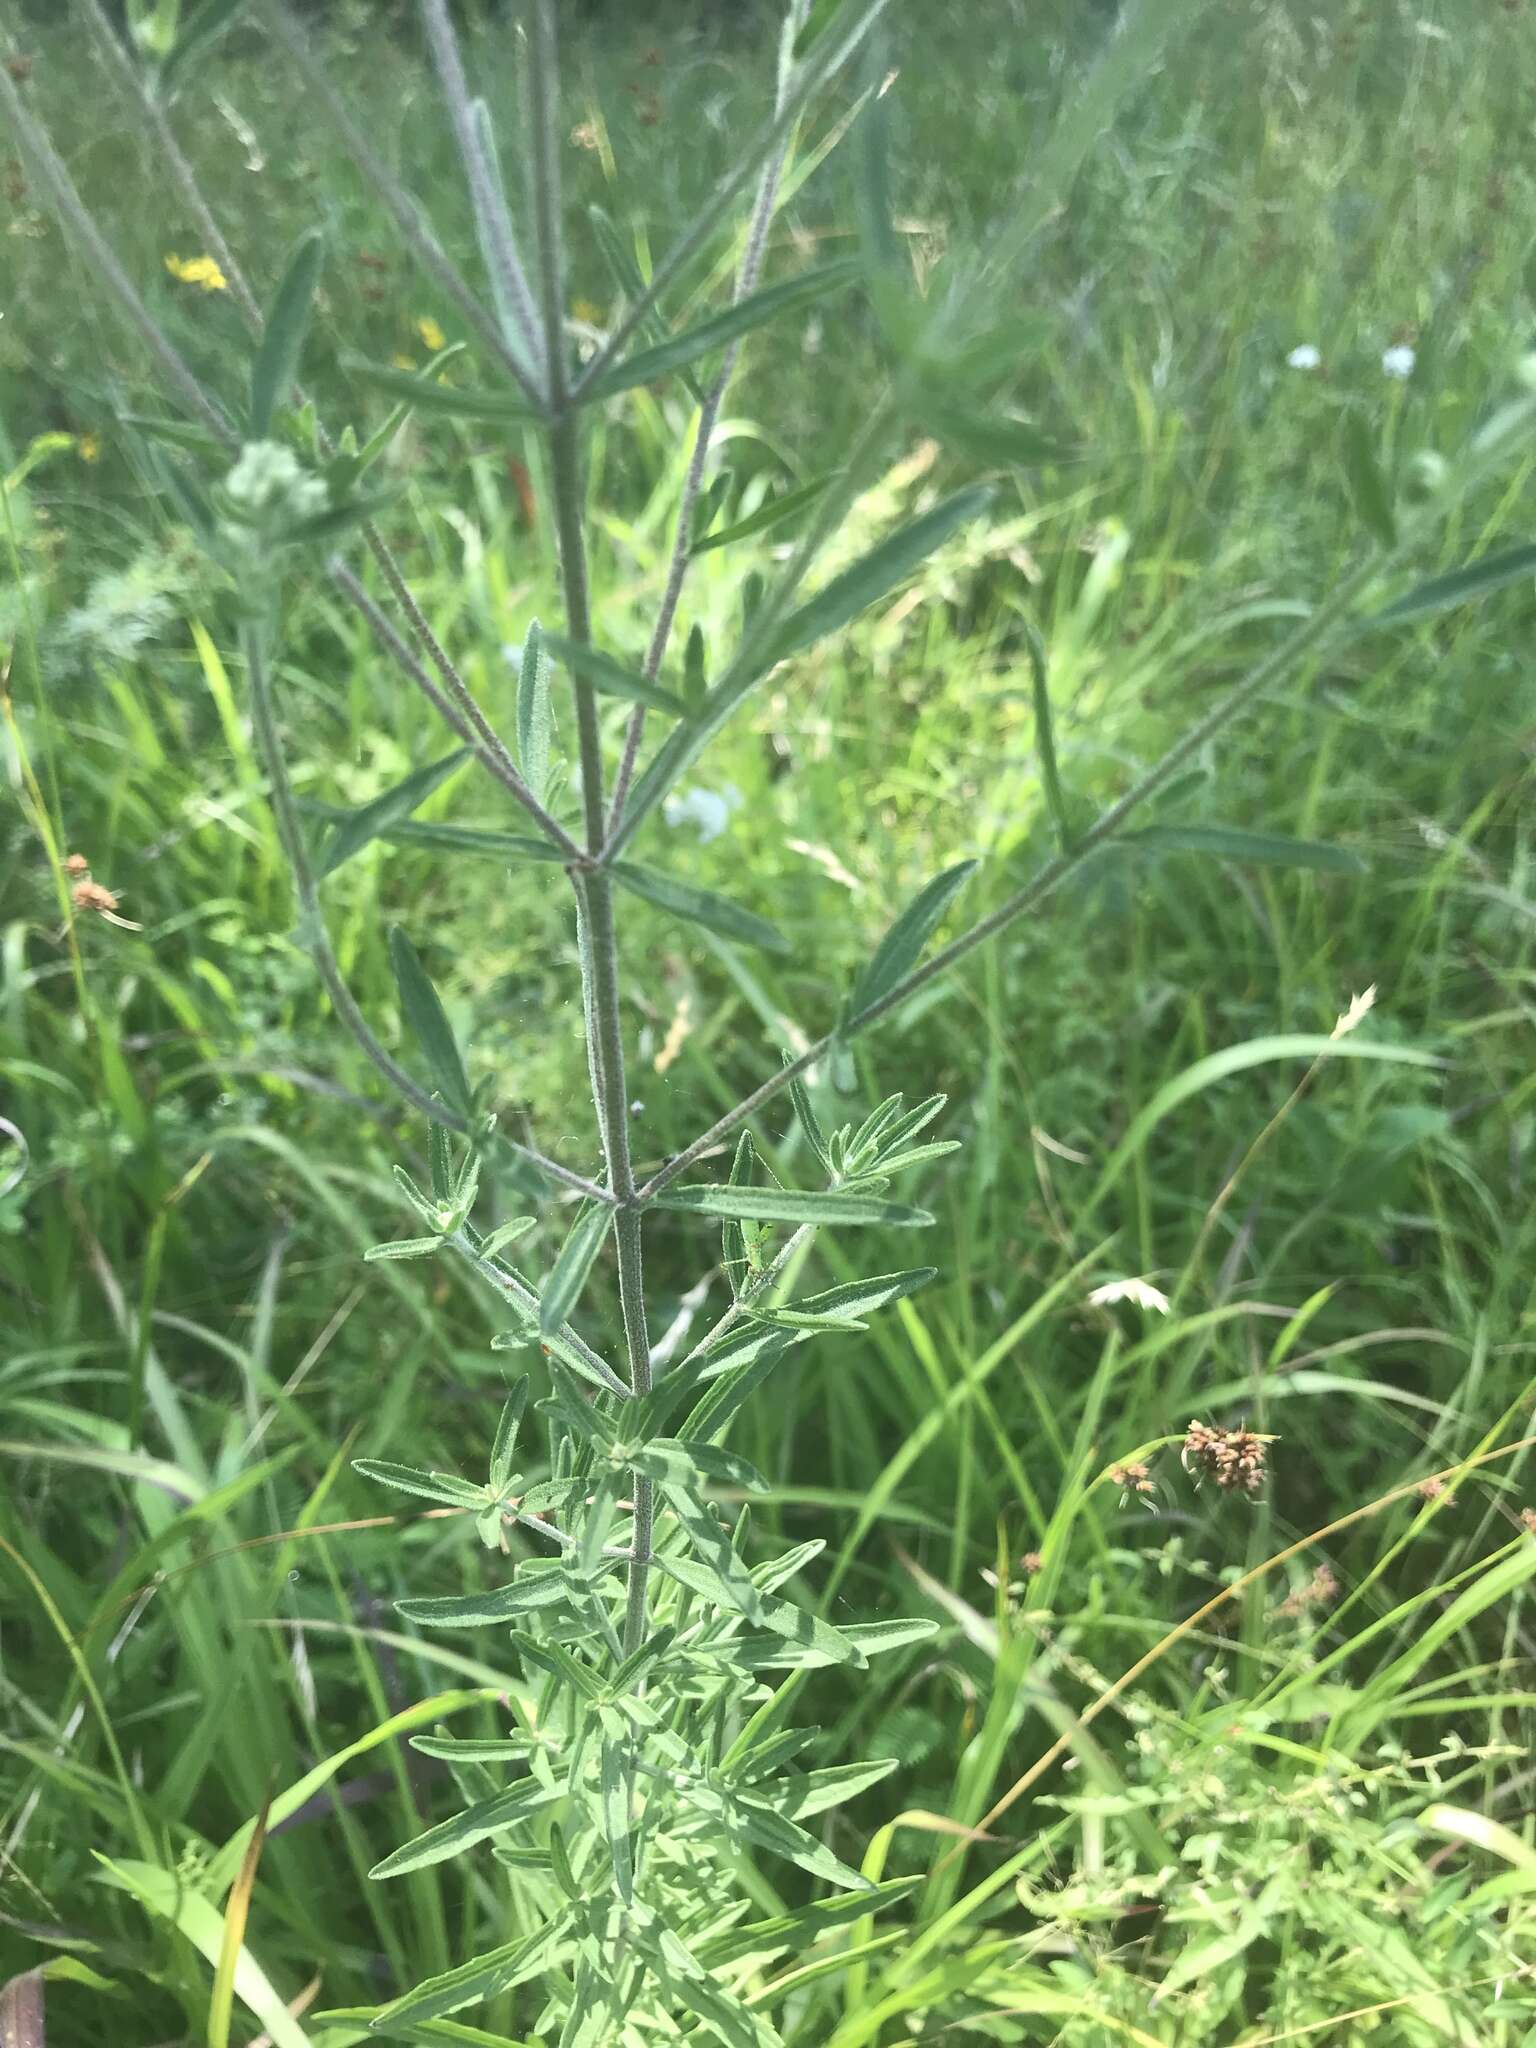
<box><xmin>391</xmin><ymin>353</ymin><xmax>419</xmax><ymax>372</ymax></box>
<box><xmin>416</xmin><ymin>316</ymin><xmax>446</xmax><ymax>352</ymax></box>
<box><xmin>77</xmin><ymin>433</ymin><xmax>101</xmax><ymax>464</ymax></box>
<box><xmin>164</xmin><ymin>252</ymin><xmax>228</xmax><ymax>293</ymax></box>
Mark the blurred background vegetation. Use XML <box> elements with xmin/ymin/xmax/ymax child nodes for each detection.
<box><xmin>3</xmin><ymin>0</ymin><xmax>1536</xmax><ymax>2040</ymax></box>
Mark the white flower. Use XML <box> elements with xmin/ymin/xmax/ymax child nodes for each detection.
<box><xmin>1088</xmin><ymin>1276</ymin><xmax>1171</xmax><ymax>1315</ymax></box>
<box><xmin>1286</xmin><ymin>344</ymin><xmax>1322</xmax><ymax>371</ymax></box>
<box><xmin>1331</xmin><ymin>984</ymin><xmax>1378</xmax><ymax>1041</ymax></box>
<box><xmin>663</xmin><ymin>784</ymin><xmax>743</xmax><ymax>844</ymax></box>
<box><xmin>1382</xmin><ymin>345</ymin><xmax>1416</xmax><ymax>380</ymax></box>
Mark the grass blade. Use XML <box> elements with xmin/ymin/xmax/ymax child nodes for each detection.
<box><xmin>1367</xmin><ymin>540</ymin><xmax>1536</xmax><ymax>625</ymax></box>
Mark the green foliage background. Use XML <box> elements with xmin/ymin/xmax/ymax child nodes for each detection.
<box><xmin>3</xmin><ymin>0</ymin><xmax>1536</xmax><ymax>2040</ymax></box>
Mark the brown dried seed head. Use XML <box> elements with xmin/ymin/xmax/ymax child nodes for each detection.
<box><xmin>72</xmin><ymin>878</ymin><xmax>120</xmax><ymax>914</ymax></box>
<box><xmin>64</xmin><ymin>852</ymin><xmax>90</xmax><ymax>876</ymax></box>
<box><xmin>1183</xmin><ymin>1420</ymin><xmax>1271</xmax><ymax>1493</ymax></box>
<box><xmin>1020</xmin><ymin>1551</ymin><xmax>1043</xmax><ymax>1575</ymax></box>
<box><xmin>1416</xmin><ymin>1476</ymin><xmax>1447</xmax><ymax>1502</ymax></box>
<box><xmin>1110</xmin><ymin>1460</ymin><xmax>1156</xmax><ymax>1496</ymax></box>
<box><xmin>1520</xmin><ymin>1507</ymin><xmax>1536</xmax><ymax>1537</ymax></box>
<box><xmin>1279</xmin><ymin>1561</ymin><xmax>1339</xmax><ymax>1617</ymax></box>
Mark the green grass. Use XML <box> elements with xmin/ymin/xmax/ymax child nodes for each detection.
<box><xmin>4</xmin><ymin>0</ymin><xmax>1536</xmax><ymax>2041</ymax></box>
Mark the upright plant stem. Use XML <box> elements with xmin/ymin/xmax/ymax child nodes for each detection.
<box><xmin>527</xmin><ymin>0</ymin><xmax>655</xmax><ymax>1649</ymax></box>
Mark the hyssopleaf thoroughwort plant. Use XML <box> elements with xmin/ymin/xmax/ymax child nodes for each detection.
<box><xmin>8</xmin><ymin>0</ymin><xmax>1536</xmax><ymax>2037</ymax></box>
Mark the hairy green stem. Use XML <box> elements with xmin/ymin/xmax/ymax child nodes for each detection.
<box><xmin>526</xmin><ymin>0</ymin><xmax>657</xmax><ymax>1655</ymax></box>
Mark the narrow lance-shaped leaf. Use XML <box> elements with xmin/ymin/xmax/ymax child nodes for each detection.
<box><xmin>588</xmin><ymin>201</ymin><xmax>708</xmax><ymax>407</ymax></box>
<box><xmin>663</xmin><ymin>1486</ymin><xmax>769</xmax><ymax>1623</ymax></box>
<box><xmin>396</xmin><ymin>1572</ymin><xmax>571</xmax><ymax>1629</ymax></box>
<box><xmin>854</xmin><ymin>27</ymin><xmax>900</xmax><ymax>279</ymax></box>
<box><xmin>1342</xmin><ymin>412</ymin><xmax>1397</xmax><ymax>549</ymax></box>
<box><xmin>539</xmin><ymin>631</ymin><xmax>687</xmax><ymax>716</ymax></box>
<box><xmin>388</xmin><ymin>925</ymin><xmax>473</xmax><ymax>1119</ymax></box>
<box><xmin>642</xmin><ymin>1910</ymin><xmax>777</xmax><ymax>2048</ymax></box>
<box><xmin>691</xmin><ymin>473</ymin><xmax>834</xmax><ymax>557</ymax></box>
<box><xmin>369</xmin><ymin>1781</ymin><xmax>560</xmax><ymax>1879</ymax></box>
<box><xmin>539</xmin><ymin>1202</ymin><xmax>615</xmax><ymax>1336</ymax></box>
<box><xmin>733</xmin><ymin>1755</ymin><xmax>899</xmax><ymax>1820</ymax></box>
<box><xmin>611</xmin><ymin>862</ymin><xmax>789</xmax><ymax>956</ymax></box>
<box><xmin>599</xmin><ymin>1737</ymin><xmax>633</xmax><ymax>1903</ymax></box>
<box><xmin>250</xmin><ymin>227</ymin><xmax>324</xmax><ymax>437</ymax></box>
<box><xmin>516</xmin><ymin>619</ymin><xmax>555</xmax><ymax>804</ymax></box>
<box><xmin>837</xmin><ymin>1615</ymin><xmax>941</xmax><ymax>1657</ymax></box>
<box><xmin>342</xmin><ymin>354</ymin><xmax>539</xmax><ymax>424</ymax></box>
<box><xmin>771</xmin><ymin>485</ymin><xmax>994</xmax><ymax>662</ymax></box>
<box><xmin>583</xmin><ymin>258</ymin><xmax>860</xmax><ymax>400</ymax></box>
<box><xmin>352</xmin><ymin>1459</ymin><xmax>482</xmax><ymax>1509</ymax></box>
<box><xmin>489</xmin><ymin>1380</ymin><xmax>528</xmax><ymax>1493</ymax></box>
<box><xmin>917</xmin><ymin>396</ymin><xmax>1075</xmax><ymax>469</ymax></box>
<box><xmin>626</xmin><ymin>1439</ymin><xmax>768</xmax><ymax>1493</ymax></box>
<box><xmin>362</xmin><ymin>1235</ymin><xmax>445</xmax><ymax>1263</ymax></box>
<box><xmin>365</xmin><ymin>1916</ymin><xmax>571</xmax><ymax>2029</ymax></box>
<box><xmin>1127</xmin><ymin>824</ymin><xmax>1366</xmax><ymax>873</ymax></box>
<box><xmin>683</xmin><ymin>1778</ymin><xmax>872</xmax><ymax>1891</ymax></box>
<box><xmin>657</xmin><ymin>1184</ymin><xmax>934</xmax><ymax>1228</ymax></box>
<box><xmin>698</xmin><ymin>1876</ymin><xmax>921</xmax><ymax>1966</ymax></box>
<box><xmin>297</xmin><ymin>811</ymin><xmax>564</xmax><ymax>864</ymax></box>
<box><xmin>850</xmin><ymin>859</ymin><xmax>977</xmax><ymax>1021</ymax></box>
<box><xmin>1363</xmin><ymin>540</ymin><xmax>1536</xmax><ymax>627</ymax></box>
<box><xmin>786</xmin><ymin>1060</ymin><xmax>832</xmax><ymax>1173</ymax></box>
<box><xmin>653</xmin><ymin>1550</ymin><xmax>861</xmax><ymax>1665</ymax></box>
<box><xmin>1023</xmin><ymin>620</ymin><xmax>1071</xmax><ymax>852</ymax></box>
<box><xmin>683</xmin><ymin>622</ymin><xmax>708</xmax><ymax>712</ymax></box>
<box><xmin>318</xmin><ymin>748</ymin><xmax>470</xmax><ymax>878</ymax></box>
<box><xmin>763</xmin><ymin>1267</ymin><xmax>937</xmax><ymax>1329</ymax></box>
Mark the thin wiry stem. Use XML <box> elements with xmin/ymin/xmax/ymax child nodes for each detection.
<box><xmin>253</xmin><ymin>0</ymin><xmax>546</xmax><ymax>414</ymax></box>
<box><xmin>569</xmin><ymin>0</ymin><xmax>893</xmax><ymax>404</ymax></box>
<box><xmin>606</xmin><ymin>139</ymin><xmax>793</xmax><ymax>835</ymax></box>
<box><xmin>420</xmin><ymin>0</ymin><xmax>547</xmax><ymax>384</ymax></box>
<box><xmin>0</xmin><ymin>59</ymin><xmax>235</xmax><ymax>449</ymax></box>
